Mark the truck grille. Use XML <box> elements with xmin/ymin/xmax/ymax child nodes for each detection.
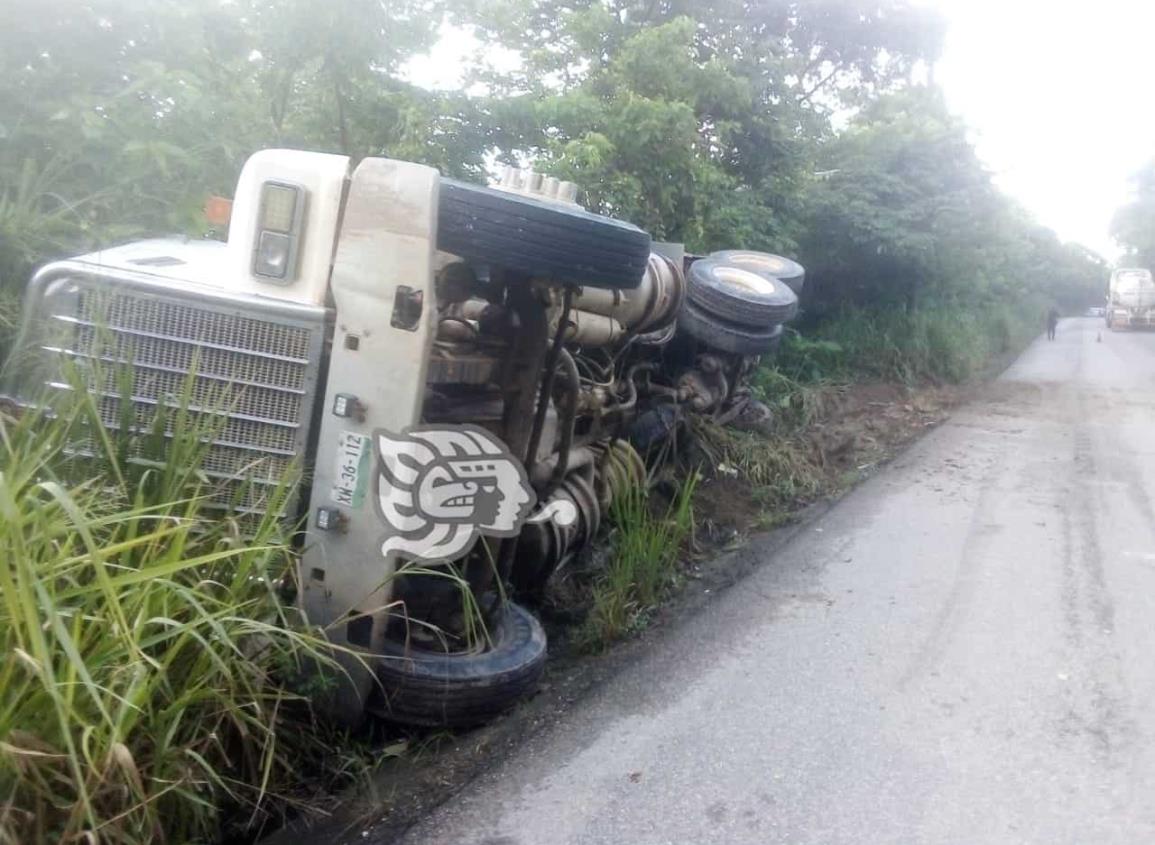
<box><xmin>29</xmin><ymin>273</ymin><xmax>327</xmax><ymax>521</ymax></box>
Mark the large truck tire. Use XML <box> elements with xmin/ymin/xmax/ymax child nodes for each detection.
<box><xmin>369</xmin><ymin>601</ymin><xmax>547</xmax><ymax>727</ymax></box>
<box><xmin>687</xmin><ymin>258</ymin><xmax>798</xmax><ymax>327</ymax></box>
<box><xmin>708</xmin><ymin>250</ymin><xmax>806</xmax><ymax>296</ymax></box>
<box><xmin>438</xmin><ymin>180</ymin><xmax>652</xmax><ymax>290</ymax></box>
<box><xmin>677</xmin><ymin>299</ymin><xmax>785</xmax><ymax>356</ymax></box>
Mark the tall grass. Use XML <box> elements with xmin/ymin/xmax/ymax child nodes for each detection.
<box><xmin>749</xmin><ymin>362</ymin><xmax>841</xmax><ymax>433</ymax></box>
<box><xmin>0</xmin><ymin>291</ymin><xmax>18</xmax><ymax>363</ymax></box>
<box><xmin>0</xmin><ymin>372</ymin><xmax>368</xmax><ymax>843</ymax></box>
<box><xmin>580</xmin><ymin>474</ymin><xmax>698</xmax><ymax>651</ymax></box>
<box><xmin>793</xmin><ymin>301</ymin><xmax>1041</xmax><ymax>385</ymax></box>
<box><xmin>0</xmin><ymin>155</ymin><xmax>107</xmax><ymax>321</ymax></box>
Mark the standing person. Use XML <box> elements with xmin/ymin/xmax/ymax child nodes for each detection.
<box><xmin>1046</xmin><ymin>306</ymin><xmax>1060</xmax><ymax>341</ymax></box>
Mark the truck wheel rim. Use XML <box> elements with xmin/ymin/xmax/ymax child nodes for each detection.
<box><xmin>713</xmin><ymin>265</ymin><xmax>776</xmax><ymax>296</ymax></box>
<box><xmin>721</xmin><ymin>252</ymin><xmax>792</xmax><ymax>275</ymax></box>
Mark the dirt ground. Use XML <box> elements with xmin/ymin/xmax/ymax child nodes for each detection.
<box><xmin>694</xmin><ymin>381</ymin><xmax>962</xmax><ymax>537</ymax></box>
<box><xmin>262</xmin><ymin>380</ymin><xmax>969</xmax><ymax>845</ymax></box>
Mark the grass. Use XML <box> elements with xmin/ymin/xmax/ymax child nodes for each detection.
<box><xmin>690</xmin><ymin>417</ymin><xmax>823</xmax><ymax>511</ymax></box>
<box><xmin>686</xmin><ymin>300</ymin><xmax>1039</xmax><ymax>536</ymax></box>
<box><xmin>0</xmin><ymin>365</ymin><xmax>375</xmax><ymax>843</ymax></box>
<box><xmin>0</xmin><ymin>289</ymin><xmax>19</xmax><ymax>364</ymax></box>
<box><xmin>749</xmin><ymin>362</ymin><xmax>841</xmax><ymax>433</ymax></box>
<box><xmin>579</xmin><ymin>473</ymin><xmax>699</xmax><ymax>651</ymax></box>
<box><xmin>791</xmin><ymin>300</ymin><xmax>1042</xmax><ymax>386</ymax></box>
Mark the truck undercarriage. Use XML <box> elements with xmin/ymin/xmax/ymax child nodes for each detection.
<box><xmin>4</xmin><ymin>150</ymin><xmax>804</xmax><ymax>726</ymax></box>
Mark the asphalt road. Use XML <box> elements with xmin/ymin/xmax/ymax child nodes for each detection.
<box><xmin>399</xmin><ymin>317</ymin><xmax>1155</xmax><ymax>845</ymax></box>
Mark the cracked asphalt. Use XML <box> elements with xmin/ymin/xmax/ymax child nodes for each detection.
<box><xmin>398</xmin><ymin>317</ymin><xmax>1155</xmax><ymax>844</ymax></box>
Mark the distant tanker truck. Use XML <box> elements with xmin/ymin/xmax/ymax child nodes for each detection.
<box><xmin>1107</xmin><ymin>267</ymin><xmax>1155</xmax><ymax>330</ymax></box>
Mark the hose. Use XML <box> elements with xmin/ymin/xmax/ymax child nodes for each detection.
<box><xmin>545</xmin><ymin>348</ymin><xmax>579</xmax><ymax>498</ymax></box>
<box><xmin>525</xmin><ymin>286</ymin><xmax>574</xmax><ymax>469</ymax></box>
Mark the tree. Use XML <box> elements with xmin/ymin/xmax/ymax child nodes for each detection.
<box><xmin>0</xmin><ymin>0</ymin><xmax>264</xmax><ymax>288</ymax></box>
<box><xmin>0</xmin><ymin>0</ymin><xmax>476</xmax><ymax>295</ymax></box>
<box><xmin>798</xmin><ymin>88</ymin><xmax>1105</xmax><ymax>313</ymax></box>
<box><xmin>0</xmin><ymin>0</ymin><xmax>1105</xmax><ymax>331</ymax></box>
<box><xmin>1111</xmin><ymin>161</ymin><xmax>1155</xmax><ymax>269</ymax></box>
<box><xmin>460</xmin><ymin>0</ymin><xmax>945</xmax><ymax>252</ymax></box>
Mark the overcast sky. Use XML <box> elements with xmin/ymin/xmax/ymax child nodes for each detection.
<box><xmin>407</xmin><ymin>1</ymin><xmax>1153</xmax><ymax>260</ymax></box>
<box><xmin>935</xmin><ymin>0</ymin><xmax>1154</xmax><ymax>259</ymax></box>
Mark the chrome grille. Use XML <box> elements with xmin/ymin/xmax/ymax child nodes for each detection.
<box><xmin>83</xmin><ymin>292</ymin><xmax>314</xmax><ymax>360</ymax></box>
<box><xmin>33</xmin><ymin>275</ymin><xmax>326</xmax><ymax>521</ymax></box>
<box><xmin>78</xmin><ymin>363</ymin><xmax>304</xmax><ymax>426</ymax></box>
<box><xmin>89</xmin><ymin>395</ymin><xmax>300</xmax><ymax>454</ymax></box>
<box><xmin>72</xmin><ymin>324</ymin><xmax>309</xmax><ymax>391</ymax></box>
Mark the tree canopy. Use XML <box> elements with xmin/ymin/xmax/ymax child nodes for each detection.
<box><xmin>0</xmin><ymin>0</ymin><xmax>1107</xmax><ymax>316</ymax></box>
<box><xmin>799</xmin><ymin>89</ymin><xmax>1106</xmax><ymax>313</ymax></box>
<box><xmin>1111</xmin><ymin>160</ymin><xmax>1155</xmax><ymax>271</ymax></box>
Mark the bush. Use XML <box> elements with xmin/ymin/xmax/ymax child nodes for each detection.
<box><xmin>771</xmin><ymin>331</ymin><xmax>848</xmax><ymax>383</ymax></box>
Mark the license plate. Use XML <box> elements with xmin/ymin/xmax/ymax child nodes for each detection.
<box><xmin>331</xmin><ymin>430</ymin><xmax>371</xmax><ymax>509</ymax></box>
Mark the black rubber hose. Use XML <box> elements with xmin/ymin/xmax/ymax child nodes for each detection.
<box><xmin>615</xmin><ymin>361</ymin><xmax>656</xmax><ymax>415</ymax></box>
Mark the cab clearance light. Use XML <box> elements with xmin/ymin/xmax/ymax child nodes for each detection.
<box><xmin>253</xmin><ymin>180</ymin><xmax>305</xmax><ymax>282</ymax></box>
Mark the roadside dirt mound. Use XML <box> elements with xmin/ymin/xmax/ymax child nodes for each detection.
<box><xmin>694</xmin><ymin>381</ymin><xmax>963</xmax><ymax>540</ymax></box>
<box><xmin>812</xmin><ymin>382</ymin><xmax>958</xmax><ymax>472</ymax></box>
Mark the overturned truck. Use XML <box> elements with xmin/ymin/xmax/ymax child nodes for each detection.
<box><xmin>4</xmin><ymin>151</ymin><xmax>803</xmax><ymax>726</ymax></box>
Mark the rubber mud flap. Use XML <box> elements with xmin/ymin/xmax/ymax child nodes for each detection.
<box><xmin>708</xmin><ymin>249</ymin><xmax>806</xmax><ymax>296</ymax></box>
<box><xmin>677</xmin><ymin>298</ymin><xmax>785</xmax><ymax>356</ymax></box>
<box><xmin>437</xmin><ymin>179</ymin><xmax>652</xmax><ymax>290</ymax></box>
<box><xmin>370</xmin><ymin>601</ymin><xmax>547</xmax><ymax>727</ymax></box>
<box><xmin>687</xmin><ymin>258</ymin><xmax>798</xmax><ymax>327</ymax></box>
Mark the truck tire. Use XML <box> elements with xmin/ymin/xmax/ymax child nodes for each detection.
<box><xmin>438</xmin><ymin>180</ymin><xmax>652</xmax><ymax>290</ymax></box>
<box><xmin>369</xmin><ymin>601</ymin><xmax>547</xmax><ymax>727</ymax></box>
<box><xmin>708</xmin><ymin>250</ymin><xmax>806</xmax><ymax>296</ymax></box>
<box><xmin>687</xmin><ymin>258</ymin><xmax>798</xmax><ymax>327</ymax></box>
<box><xmin>678</xmin><ymin>299</ymin><xmax>785</xmax><ymax>356</ymax></box>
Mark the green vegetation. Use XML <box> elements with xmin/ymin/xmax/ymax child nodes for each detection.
<box><xmin>798</xmin><ymin>90</ymin><xmax>1106</xmax><ymax>318</ymax></box>
<box><xmin>693</xmin><ymin>417</ymin><xmax>822</xmax><ymax>506</ymax></box>
<box><xmin>0</xmin><ymin>383</ymin><xmax>369</xmax><ymax>843</ymax></box>
<box><xmin>0</xmin><ymin>0</ymin><xmax>1119</xmax><ymax>836</ymax></box>
<box><xmin>580</xmin><ymin>475</ymin><xmax>698</xmax><ymax>651</ymax></box>
<box><xmin>0</xmin><ymin>3</ymin><xmax>1107</xmax><ymax>366</ymax></box>
<box><xmin>776</xmin><ymin>300</ymin><xmax>1042</xmax><ymax>387</ymax></box>
<box><xmin>0</xmin><ymin>1</ymin><xmax>1105</xmax><ymax>309</ymax></box>
<box><xmin>788</xmin><ymin>88</ymin><xmax>1103</xmax><ymax>381</ymax></box>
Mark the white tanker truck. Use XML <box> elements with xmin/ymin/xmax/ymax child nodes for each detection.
<box><xmin>1106</xmin><ymin>267</ymin><xmax>1155</xmax><ymax>329</ymax></box>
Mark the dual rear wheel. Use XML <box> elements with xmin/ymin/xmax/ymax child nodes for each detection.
<box><xmin>678</xmin><ymin>252</ymin><xmax>804</xmax><ymax>355</ymax></box>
